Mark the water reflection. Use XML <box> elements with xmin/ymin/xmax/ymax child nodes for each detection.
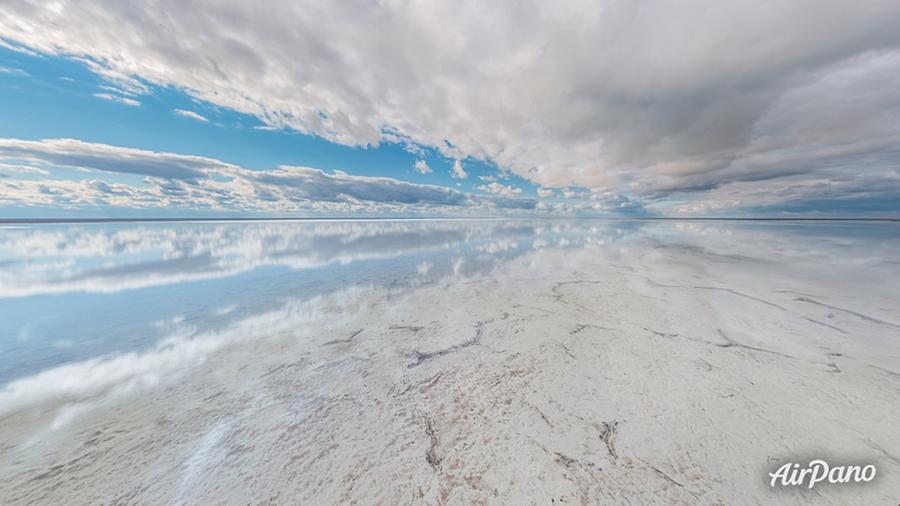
<box><xmin>0</xmin><ymin>220</ymin><xmax>636</xmax><ymax>383</ymax></box>
<box><xmin>1</xmin><ymin>219</ymin><xmax>897</xmax><ymax>387</ymax></box>
<box><xmin>2</xmin><ymin>219</ymin><xmax>900</xmax><ymax>505</ymax></box>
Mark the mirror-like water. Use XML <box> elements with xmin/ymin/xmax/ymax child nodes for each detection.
<box><xmin>1</xmin><ymin>219</ymin><xmax>898</xmax><ymax>503</ymax></box>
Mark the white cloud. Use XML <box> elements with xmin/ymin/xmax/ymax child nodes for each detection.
<box><xmin>0</xmin><ymin>66</ymin><xmax>29</xmax><ymax>76</ymax></box>
<box><xmin>97</xmin><ymin>84</ymin><xmax>137</xmax><ymax>97</ymax></box>
<box><xmin>0</xmin><ymin>162</ymin><xmax>49</xmax><ymax>175</ymax></box>
<box><xmin>451</xmin><ymin>159</ymin><xmax>467</xmax><ymax>180</ymax></box>
<box><xmin>0</xmin><ymin>138</ymin><xmax>227</xmax><ymax>179</ymax></box>
<box><xmin>414</xmin><ymin>159</ymin><xmax>432</xmax><ymax>174</ymax></box>
<box><xmin>93</xmin><ymin>92</ymin><xmax>140</xmax><ymax>107</ymax></box>
<box><xmin>537</xmin><ymin>187</ymin><xmax>554</xmax><ymax>198</ymax></box>
<box><xmin>1</xmin><ymin>1</ymin><xmax>899</xmax><ymax>213</ymax></box>
<box><xmin>477</xmin><ymin>181</ymin><xmax>522</xmax><ymax>198</ymax></box>
<box><xmin>0</xmin><ymin>137</ymin><xmax>536</xmax><ymax>214</ymax></box>
<box><xmin>174</xmin><ymin>109</ymin><xmax>209</xmax><ymax>122</ymax></box>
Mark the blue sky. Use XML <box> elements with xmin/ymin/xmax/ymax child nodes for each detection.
<box><xmin>0</xmin><ymin>44</ymin><xmax>548</xmax><ymax>218</ymax></box>
<box><xmin>1</xmin><ymin>2</ymin><xmax>899</xmax><ymax>218</ymax></box>
<box><xmin>0</xmin><ymin>45</ymin><xmax>501</xmax><ymax>187</ymax></box>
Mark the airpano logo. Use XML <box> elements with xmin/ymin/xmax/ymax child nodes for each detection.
<box><xmin>769</xmin><ymin>459</ymin><xmax>876</xmax><ymax>489</ymax></box>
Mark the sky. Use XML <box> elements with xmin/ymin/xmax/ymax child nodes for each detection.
<box><xmin>0</xmin><ymin>1</ymin><xmax>899</xmax><ymax>219</ymax></box>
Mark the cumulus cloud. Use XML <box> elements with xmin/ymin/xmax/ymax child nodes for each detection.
<box><xmin>414</xmin><ymin>159</ymin><xmax>432</xmax><ymax>174</ymax></box>
<box><xmin>537</xmin><ymin>187</ymin><xmax>554</xmax><ymax>198</ymax></box>
<box><xmin>451</xmin><ymin>160</ymin><xmax>467</xmax><ymax>180</ymax></box>
<box><xmin>1</xmin><ymin>1</ymin><xmax>899</xmax><ymax>213</ymax></box>
<box><xmin>174</xmin><ymin>109</ymin><xmax>209</xmax><ymax>122</ymax></box>
<box><xmin>0</xmin><ymin>137</ymin><xmax>535</xmax><ymax>215</ymax></box>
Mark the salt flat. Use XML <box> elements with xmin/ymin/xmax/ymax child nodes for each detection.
<box><xmin>0</xmin><ymin>220</ymin><xmax>898</xmax><ymax>504</ymax></box>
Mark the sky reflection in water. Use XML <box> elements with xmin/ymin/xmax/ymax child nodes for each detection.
<box><xmin>1</xmin><ymin>219</ymin><xmax>898</xmax><ymax>386</ymax></box>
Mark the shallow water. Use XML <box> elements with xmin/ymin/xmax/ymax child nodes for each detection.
<box><xmin>1</xmin><ymin>219</ymin><xmax>898</xmax><ymax>503</ymax></box>
<box><xmin>2</xmin><ymin>219</ymin><xmax>897</xmax><ymax>383</ymax></box>
<box><xmin>0</xmin><ymin>219</ymin><xmax>605</xmax><ymax>382</ymax></box>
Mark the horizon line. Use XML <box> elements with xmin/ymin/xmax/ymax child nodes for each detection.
<box><xmin>2</xmin><ymin>216</ymin><xmax>899</xmax><ymax>225</ymax></box>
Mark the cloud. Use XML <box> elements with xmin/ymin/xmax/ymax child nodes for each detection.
<box><xmin>0</xmin><ymin>65</ymin><xmax>29</xmax><ymax>77</ymax></box>
<box><xmin>92</xmin><ymin>92</ymin><xmax>141</xmax><ymax>107</ymax></box>
<box><xmin>478</xmin><ymin>181</ymin><xmax>522</xmax><ymax>198</ymax></box>
<box><xmin>1</xmin><ymin>2</ymin><xmax>899</xmax><ymax>214</ymax></box>
<box><xmin>451</xmin><ymin>159</ymin><xmax>467</xmax><ymax>180</ymax></box>
<box><xmin>250</xmin><ymin>166</ymin><xmax>469</xmax><ymax>206</ymax></box>
<box><xmin>414</xmin><ymin>159</ymin><xmax>432</xmax><ymax>174</ymax></box>
<box><xmin>0</xmin><ymin>137</ymin><xmax>536</xmax><ymax>214</ymax></box>
<box><xmin>0</xmin><ymin>138</ymin><xmax>225</xmax><ymax>180</ymax></box>
<box><xmin>537</xmin><ymin>187</ymin><xmax>554</xmax><ymax>198</ymax></box>
<box><xmin>97</xmin><ymin>84</ymin><xmax>137</xmax><ymax>97</ymax></box>
<box><xmin>0</xmin><ymin>162</ymin><xmax>49</xmax><ymax>175</ymax></box>
<box><xmin>174</xmin><ymin>109</ymin><xmax>209</xmax><ymax>122</ymax></box>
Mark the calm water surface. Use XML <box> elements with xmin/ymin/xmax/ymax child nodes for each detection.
<box><xmin>1</xmin><ymin>219</ymin><xmax>898</xmax><ymax>386</ymax></box>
